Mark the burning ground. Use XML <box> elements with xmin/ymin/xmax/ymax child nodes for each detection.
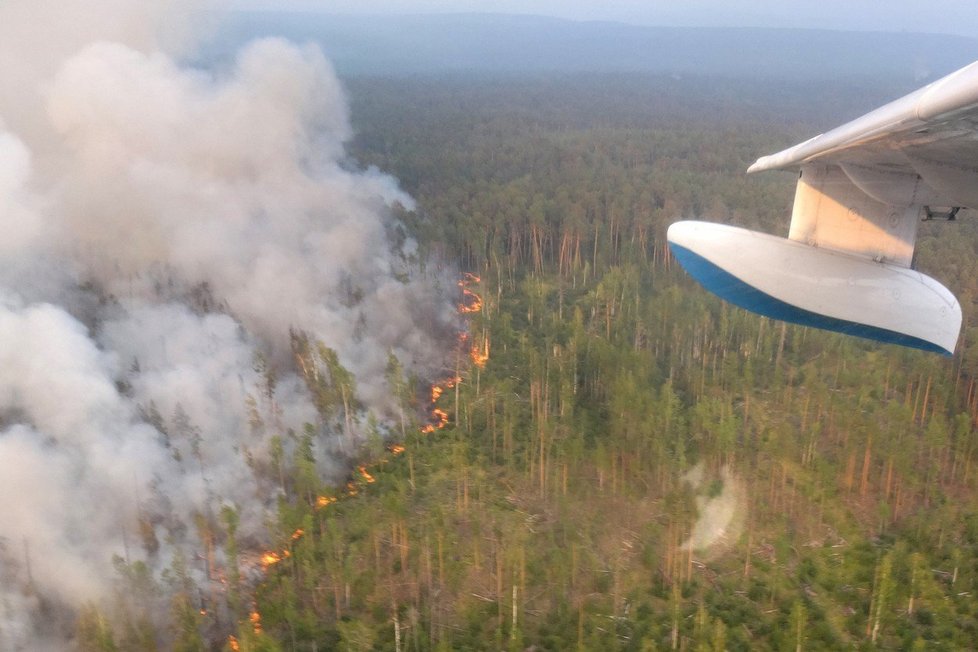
<box><xmin>0</xmin><ymin>1</ymin><xmax>461</xmax><ymax>648</ymax></box>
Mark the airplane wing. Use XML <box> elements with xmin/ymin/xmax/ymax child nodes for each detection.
<box><xmin>668</xmin><ymin>62</ymin><xmax>978</xmax><ymax>355</ymax></box>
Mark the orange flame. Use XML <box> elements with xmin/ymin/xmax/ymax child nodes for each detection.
<box><xmin>260</xmin><ymin>551</ymin><xmax>287</xmax><ymax>569</ymax></box>
<box><xmin>458</xmin><ymin>273</ymin><xmax>484</xmax><ymax>314</ymax></box>
<box><xmin>261</xmin><ymin>550</ymin><xmax>282</xmax><ymax>568</ymax></box>
<box><xmin>291</xmin><ymin>528</ymin><xmax>304</xmax><ymax>540</ymax></box>
<box><xmin>470</xmin><ymin>335</ymin><xmax>490</xmax><ymax>368</ymax></box>
<box><xmin>421</xmin><ymin>374</ymin><xmax>460</xmax><ymax>433</ymax></box>
<box><xmin>389</xmin><ymin>444</ymin><xmax>405</xmax><ymax>455</ymax></box>
<box><xmin>458</xmin><ymin>290</ymin><xmax>483</xmax><ymax>314</ymax></box>
<box><xmin>228</xmin><ymin>635</ymin><xmax>240</xmax><ymax>651</ymax></box>
<box><xmin>421</xmin><ymin>409</ymin><xmax>450</xmax><ymax>434</ymax></box>
<box><xmin>358</xmin><ymin>465</ymin><xmax>376</xmax><ymax>483</ymax></box>
<box><xmin>316</xmin><ymin>495</ymin><xmax>337</xmax><ymax>509</ymax></box>
<box><xmin>250</xmin><ymin>609</ymin><xmax>262</xmax><ymax>634</ymax></box>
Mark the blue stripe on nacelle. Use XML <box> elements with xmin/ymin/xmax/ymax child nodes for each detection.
<box><xmin>668</xmin><ymin>242</ymin><xmax>951</xmax><ymax>356</ymax></box>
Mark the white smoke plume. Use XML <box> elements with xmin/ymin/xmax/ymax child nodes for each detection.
<box><xmin>0</xmin><ymin>2</ymin><xmax>456</xmax><ymax>648</ymax></box>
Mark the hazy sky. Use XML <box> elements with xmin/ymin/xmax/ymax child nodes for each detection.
<box><xmin>232</xmin><ymin>0</ymin><xmax>978</xmax><ymax>37</ymax></box>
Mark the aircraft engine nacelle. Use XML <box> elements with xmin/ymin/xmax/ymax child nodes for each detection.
<box><xmin>667</xmin><ymin>220</ymin><xmax>961</xmax><ymax>355</ymax></box>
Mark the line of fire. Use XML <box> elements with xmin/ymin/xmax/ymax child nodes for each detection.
<box><xmin>230</xmin><ymin>273</ymin><xmax>488</xmax><ymax>646</ymax></box>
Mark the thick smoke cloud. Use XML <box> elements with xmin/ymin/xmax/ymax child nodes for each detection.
<box><xmin>0</xmin><ymin>2</ymin><xmax>454</xmax><ymax>647</ymax></box>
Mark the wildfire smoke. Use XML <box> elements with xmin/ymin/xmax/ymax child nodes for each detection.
<box><xmin>0</xmin><ymin>0</ymin><xmax>460</xmax><ymax>647</ymax></box>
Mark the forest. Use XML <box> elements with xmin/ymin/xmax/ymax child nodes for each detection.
<box><xmin>79</xmin><ymin>72</ymin><xmax>978</xmax><ymax>650</ymax></box>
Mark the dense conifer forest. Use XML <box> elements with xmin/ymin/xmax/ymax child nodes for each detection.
<box><xmin>80</xmin><ymin>73</ymin><xmax>978</xmax><ymax>650</ymax></box>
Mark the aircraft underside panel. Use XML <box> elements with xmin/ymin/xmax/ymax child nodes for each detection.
<box><xmin>667</xmin><ymin>221</ymin><xmax>961</xmax><ymax>355</ymax></box>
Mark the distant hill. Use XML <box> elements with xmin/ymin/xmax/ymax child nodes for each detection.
<box><xmin>201</xmin><ymin>12</ymin><xmax>978</xmax><ymax>81</ymax></box>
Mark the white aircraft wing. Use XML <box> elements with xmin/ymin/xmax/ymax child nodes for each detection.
<box><xmin>749</xmin><ymin>61</ymin><xmax>978</xmax><ymax>209</ymax></box>
<box><xmin>668</xmin><ymin>62</ymin><xmax>978</xmax><ymax>355</ymax></box>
